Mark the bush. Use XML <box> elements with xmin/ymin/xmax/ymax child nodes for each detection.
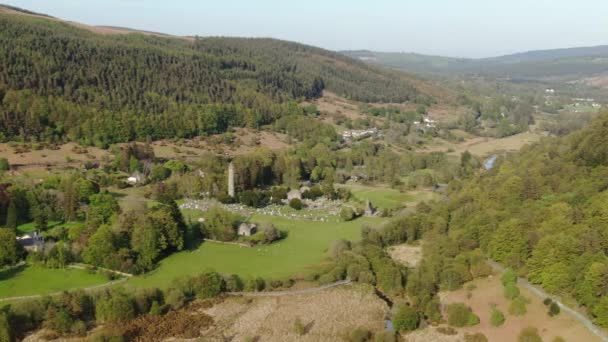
<box><xmin>501</xmin><ymin>268</ymin><xmax>517</xmax><ymax>286</ymax></box>
<box><xmin>294</xmin><ymin>317</ymin><xmax>306</xmax><ymax>335</ymax></box>
<box><xmin>165</xmin><ymin>288</ymin><xmax>186</xmax><ymax>310</ymax></box>
<box><xmin>260</xmin><ymin>222</ymin><xmax>281</xmax><ymax>244</ymax></box>
<box><xmin>509</xmin><ymin>296</ymin><xmax>529</xmax><ymax>316</ymax></box>
<box><xmin>0</xmin><ymin>312</ymin><xmax>13</xmax><ymax>342</ymax></box>
<box><xmin>490</xmin><ymin>307</ymin><xmax>505</xmax><ymax>327</ymax></box>
<box><xmin>340</xmin><ymin>206</ymin><xmax>357</xmax><ymax>221</ymax></box>
<box><xmin>464</xmin><ymin>333</ymin><xmax>488</xmax><ymax>342</ymax></box>
<box><xmin>447</xmin><ymin>303</ymin><xmax>478</xmax><ymax>327</ymax></box>
<box><xmin>543</xmin><ymin>298</ymin><xmax>553</xmax><ymax>306</ymax></box>
<box><xmin>330</xmin><ymin>239</ymin><xmax>351</xmax><ymax>259</ymax></box>
<box><xmin>0</xmin><ymin>158</ymin><xmax>9</xmax><ymax>171</ymax></box>
<box><xmin>289</xmin><ymin>198</ymin><xmax>303</xmax><ymax>210</ymax></box>
<box><xmin>373</xmin><ymin>331</ymin><xmax>396</xmax><ymax>342</ymax></box>
<box><xmin>504</xmin><ymin>283</ymin><xmax>520</xmax><ymax>299</ymax></box>
<box><xmin>393</xmin><ymin>305</ymin><xmax>420</xmax><ymax>332</ymax></box>
<box><xmin>224</xmin><ymin>274</ymin><xmax>244</xmax><ymax>292</ymax></box>
<box><xmin>95</xmin><ymin>291</ymin><xmax>136</xmax><ymax>324</ymax></box>
<box><xmin>192</xmin><ymin>272</ymin><xmax>225</xmax><ymax>299</ymax></box>
<box><xmin>348</xmin><ymin>327</ymin><xmax>371</xmax><ymax>342</ymax></box>
<box><xmin>518</xmin><ymin>327</ymin><xmax>542</xmax><ymax>342</ymax></box>
<box><xmin>244</xmin><ymin>277</ymin><xmax>266</xmax><ymax>292</ymax></box>
<box><xmin>548</xmin><ymin>302</ymin><xmax>560</xmax><ymax>316</ymax></box>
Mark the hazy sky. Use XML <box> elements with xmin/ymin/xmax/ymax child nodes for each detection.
<box><xmin>5</xmin><ymin>0</ymin><xmax>608</xmax><ymax>58</ymax></box>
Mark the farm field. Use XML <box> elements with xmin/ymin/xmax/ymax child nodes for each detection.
<box><xmin>0</xmin><ymin>265</ymin><xmax>108</xmax><ymax>299</ymax></box>
<box><xmin>423</xmin><ymin>131</ymin><xmax>543</xmax><ymax>157</ymax></box>
<box><xmin>339</xmin><ymin>183</ymin><xmax>439</xmax><ymax>211</ymax></box>
<box><xmin>126</xmin><ymin>214</ymin><xmax>386</xmax><ymax>289</ymax></box>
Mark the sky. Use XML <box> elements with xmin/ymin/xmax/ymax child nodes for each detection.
<box><xmin>5</xmin><ymin>0</ymin><xmax>608</xmax><ymax>58</ymax></box>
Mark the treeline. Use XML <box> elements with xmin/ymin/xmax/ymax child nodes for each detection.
<box><xmin>0</xmin><ymin>270</ymin><xmax>259</xmax><ymax>341</ymax></box>
<box><xmin>404</xmin><ymin>110</ymin><xmax>608</xmax><ymax>327</ymax></box>
<box><xmin>0</xmin><ymin>13</ymin><xmax>424</xmax><ymax>145</ymax></box>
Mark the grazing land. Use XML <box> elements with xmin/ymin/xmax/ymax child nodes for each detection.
<box><xmin>339</xmin><ymin>183</ymin><xmax>430</xmax><ymax>210</ymax></box>
<box><xmin>0</xmin><ymin>265</ymin><xmax>107</xmax><ymax>299</ymax></box>
<box><xmin>126</xmin><ymin>215</ymin><xmax>386</xmax><ymax>289</ymax></box>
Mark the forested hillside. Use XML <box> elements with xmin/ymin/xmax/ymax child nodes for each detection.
<box><xmin>344</xmin><ymin>47</ymin><xmax>608</xmax><ymax>80</ymax></box>
<box><xmin>393</xmin><ymin>110</ymin><xmax>608</xmax><ymax>327</ymax></box>
<box><xmin>0</xmin><ymin>11</ymin><xmax>424</xmax><ymax>146</ymax></box>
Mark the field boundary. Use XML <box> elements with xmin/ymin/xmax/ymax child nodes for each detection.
<box><xmin>229</xmin><ymin>279</ymin><xmax>352</xmax><ymax>297</ymax></box>
<box><xmin>0</xmin><ymin>278</ymin><xmax>127</xmax><ymax>303</ymax></box>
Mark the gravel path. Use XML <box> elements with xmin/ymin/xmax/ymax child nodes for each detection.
<box><xmin>488</xmin><ymin>260</ymin><xmax>608</xmax><ymax>342</ymax></box>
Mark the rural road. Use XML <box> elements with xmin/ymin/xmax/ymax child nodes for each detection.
<box><xmin>487</xmin><ymin>260</ymin><xmax>608</xmax><ymax>342</ymax></box>
<box><xmin>229</xmin><ymin>280</ymin><xmax>352</xmax><ymax>297</ymax></box>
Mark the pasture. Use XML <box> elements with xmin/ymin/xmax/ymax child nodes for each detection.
<box><xmin>126</xmin><ymin>214</ymin><xmax>386</xmax><ymax>289</ymax></box>
<box><xmin>0</xmin><ymin>265</ymin><xmax>107</xmax><ymax>299</ymax></box>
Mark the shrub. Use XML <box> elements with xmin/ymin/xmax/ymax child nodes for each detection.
<box><xmin>330</xmin><ymin>239</ymin><xmax>351</xmax><ymax>259</ymax></box>
<box><xmin>340</xmin><ymin>206</ymin><xmax>357</xmax><ymax>221</ymax></box>
<box><xmin>348</xmin><ymin>327</ymin><xmax>372</xmax><ymax>342</ymax></box>
<box><xmin>192</xmin><ymin>272</ymin><xmax>225</xmax><ymax>299</ymax></box>
<box><xmin>543</xmin><ymin>298</ymin><xmax>553</xmax><ymax>306</ymax></box>
<box><xmin>548</xmin><ymin>302</ymin><xmax>560</xmax><ymax>316</ymax></box>
<box><xmin>289</xmin><ymin>198</ymin><xmax>303</xmax><ymax>210</ymax></box>
<box><xmin>95</xmin><ymin>291</ymin><xmax>136</xmax><ymax>324</ymax></box>
<box><xmin>244</xmin><ymin>277</ymin><xmax>266</xmax><ymax>292</ymax></box>
<box><xmin>224</xmin><ymin>274</ymin><xmax>244</xmax><ymax>292</ymax></box>
<box><xmin>294</xmin><ymin>317</ymin><xmax>306</xmax><ymax>335</ymax></box>
<box><xmin>0</xmin><ymin>312</ymin><xmax>13</xmax><ymax>342</ymax></box>
<box><xmin>504</xmin><ymin>283</ymin><xmax>520</xmax><ymax>299</ymax></box>
<box><xmin>165</xmin><ymin>288</ymin><xmax>186</xmax><ymax>310</ymax></box>
<box><xmin>464</xmin><ymin>333</ymin><xmax>488</xmax><ymax>342</ymax></box>
<box><xmin>501</xmin><ymin>268</ymin><xmax>517</xmax><ymax>286</ymax></box>
<box><xmin>518</xmin><ymin>327</ymin><xmax>542</xmax><ymax>342</ymax></box>
<box><xmin>373</xmin><ymin>331</ymin><xmax>396</xmax><ymax>342</ymax></box>
<box><xmin>393</xmin><ymin>305</ymin><xmax>420</xmax><ymax>332</ymax></box>
<box><xmin>436</xmin><ymin>327</ymin><xmax>457</xmax><ymax>335</ymax></box>
<box><xmin>509</xmin><ymin>296</ymin><xmax>529</xmax><ymax>316</ymax></box>
<box><xmin>0</xmin><ymin>158</ymin><xmax>10</xmax><ymax>172</ymax></box>
<box><xmin>260</xmin><ymin>222</ymin><xmax>281</xmax><ymax>244</ymax></box>
<box><xmin>488</xmin><ymin>307</ymin><xmax>505</xmax><ymax>327</ymax></box>
<box><xmin>149</xmin><ymin>301</ymin><xmax>162</xmax><ymax>316</ymax></box>
<box><xmin>447</xmin><ymin>303</ymin><xmax>478</xmax><ymax>327</ymax></box>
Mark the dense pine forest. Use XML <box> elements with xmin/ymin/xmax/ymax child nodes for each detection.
<box><xmin>0</xmin><ymin>12</ymin><xmax>424</xmax><ymax>146</ymax></box>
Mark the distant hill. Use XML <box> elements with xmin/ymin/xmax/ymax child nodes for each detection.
<box><xmin>343</xmin><ymin>45</ymin><xmax>608</xmax><ymax>80</ymax></box>
<box><xmin>0</xmin><ymin>8</ymin><xmax>437</xmax><ymax>145</ymax></box>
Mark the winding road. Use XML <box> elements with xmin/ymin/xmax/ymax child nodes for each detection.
<box><xmin>487</xmin><ymin>260</ymin><xmax>608</xmax><ymax>342</ymax></box>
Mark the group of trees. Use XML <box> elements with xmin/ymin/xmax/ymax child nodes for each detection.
<box><xmin>0</xmin><ymin>270</ymin><xmax>240</xmax><ymax>340</ymax></box>
<box><xmin>377</xmin><ymin>109</ymin><xmax>608</xmax><ymax>328</ymax></box>
<box><xmin>0</xmin><ymin>13</ymin><xmax>423</xmax><ymax>145</ymax></box>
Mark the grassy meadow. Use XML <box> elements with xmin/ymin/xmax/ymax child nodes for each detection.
<box><xmin>126</xmin><ymin>214</ymin><xmax>386</xmax><ymax>289</ymax></box>
<box><xmin>0</xmin><ymin>265</ymin><xmax>107</xmax><ymax>299</ymax></box>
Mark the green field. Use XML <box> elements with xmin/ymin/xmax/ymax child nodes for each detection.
<box><xmin>0</xmin><ymin>265</ymin><xmax>108</xmax><ymax>299</ymax></box>
<box><xmin>340</xmin><ymin>184</ymin><xmax>423</xmax><ymax>210</ymax></box>
<box><xmin>126</xmin><ymin>214</ymin><xmax>386</xmax><ymax>289</ymax></box>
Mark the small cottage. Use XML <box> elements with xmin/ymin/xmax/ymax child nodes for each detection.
<box><xmin>238</xmin><ymin>223</ymin><xmax>257</xmax><ymax>236</ymax></box>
